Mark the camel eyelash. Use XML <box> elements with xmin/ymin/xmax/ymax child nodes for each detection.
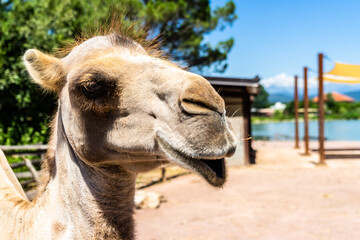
<box><xmin>78</xmin><ymin>72</ymin><xmax>117</xmax><ymax>96</ymax></box>
<box><xmin>71</xmin><ymin>80</ymin><xmax>117</xmax><ymax>113</ymax></box>
<box><xmin>81</xmin><ymin>81</ymin><xmax>110</xmax><ymax>98</ymax></box>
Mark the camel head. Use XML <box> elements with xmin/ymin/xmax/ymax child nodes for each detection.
<box><xmin>23</xmin><ymin>33</ymin><xmax>237</xmax><ymax>187</ymax></box>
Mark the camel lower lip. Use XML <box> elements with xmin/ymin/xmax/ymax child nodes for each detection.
<box><xmin>157</xmin><ymin>137</ymin><xmax>226</xmax><ymax>187</ymax></box>
<box><xmin>199</xmin><ymin>158</ymin><xmax>225</xmax><ymax>179</ymax></box>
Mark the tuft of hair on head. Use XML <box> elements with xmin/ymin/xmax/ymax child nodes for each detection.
<box><xmin>56</xmin><ymin>14</ymin><xmax>167</xmax><ymax>60</ymax></box>
<box><xmin>24</xmin><ymin>49</ymin><xmax>65</xmax><ymax>93</ymax></box>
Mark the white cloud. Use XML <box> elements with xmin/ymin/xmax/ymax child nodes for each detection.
<box><xmin>261</xmin><ymin>72</ymin><xmax>360</xmax><ymax>96</ymax></box>
<box><xmin>261</xmin><ymin>73</ymin><xmax>293</xmax><ymax>88</ymax></box>
<box><xmin>261</xmin><ymin>72</ymin><xmax>317</xmax><ymax>91</ymax></box>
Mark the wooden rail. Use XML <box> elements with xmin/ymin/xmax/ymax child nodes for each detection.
<box><xmin>0</xmin><ymin>144</ymin><xmax>48</xmax><ymax>189</ymax></box>
<box><xmin>1</xmin><ymin>145</ymin><xmax>180</xmax><ymax>191</ymax></box>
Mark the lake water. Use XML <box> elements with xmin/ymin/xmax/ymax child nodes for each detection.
<box><xmin>252</xmin><ymin>120</ymin><xmax>360</xmax><ymax>141</ymax></box>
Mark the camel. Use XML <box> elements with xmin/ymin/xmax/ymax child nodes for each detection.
<box><xmin>0</xmin><ymin>25</ymin><xmax>237</xmax><ymax>239</ymax></box>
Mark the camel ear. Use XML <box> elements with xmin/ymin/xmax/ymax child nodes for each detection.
<box><xmin>24</xmin><ymin>49</ymin><xmax>65</xmax><ymax>92</ymax></box>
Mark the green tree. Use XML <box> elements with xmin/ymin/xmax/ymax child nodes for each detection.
<box><xmin>284</xmin><ymin>100</ymin><xmax>295</xmax><ymax>116</ymax></box>
<box><xmin>0</xmin><ymin>0</ymin><xmax>115</xmax><ymax>145</ymax></box>
<box><xmin>309</xmin><ymin>100</ymin><xmax>317</xmax><ymax>108</ymax></box>
<box><xmin>142</xmin><ymin>0</ymin><xmax>236</xmax><ymax>72</ymax></box>
<box><xmin>325</xmin><ymin>93</ymin><xmax>340</xmax><ymax>114</ymax></box>
<box><xmin>253</xmin><ymin>84</ymin><xmax>270</xmax><ymax>109</ymax></box>
<box><xmin>0</xmin><ymin>0</ymin><xmax>237</xmax><ymax>145</ymax></box>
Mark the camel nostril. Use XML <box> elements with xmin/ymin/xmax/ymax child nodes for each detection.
<box><xmin>181</xmin><ymin>76</ymin><xmax>225</xmax><ymax>116</ymax></box>
<box><xmin>181</xmin><ymin>98</ymin><xmax>223</xmax><ymax>116</ymax></box>
<box><xmin>226</xmin><ymin>146</ymin><xmax>236</xmax><ymax>158</ymax></box>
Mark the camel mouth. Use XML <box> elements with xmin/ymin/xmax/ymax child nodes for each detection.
<box><xmin>157</xmin><ymin>136</ymin><xmax>226</xmax><ymax>187</ymax></box>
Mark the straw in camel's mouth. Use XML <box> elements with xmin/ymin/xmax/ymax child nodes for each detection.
<box><xmin>157</xmin><ymin>136</ymin><xmax>226</xmax><ymax>187</ymax></box>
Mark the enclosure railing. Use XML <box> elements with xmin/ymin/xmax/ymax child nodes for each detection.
<box><xmin>0</xmin><ymin>144</ymin><xmax>48</xmax><ymax>190</ymax></box>
<box><xmin>0</xmin><ymin>145</ymin><xmax>187</xmax><ymax>193</ymax></box>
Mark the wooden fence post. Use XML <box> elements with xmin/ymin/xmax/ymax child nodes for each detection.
<box><xmin>318</xmin><ymin>53</ymin><xmax>326</xmax><ymax>165</ymax></box>
<box><xmin>161</xmin><ymin>168</ymin><xmax>166</xmax><ymax>182</ymax></box>
<box><xmin>304</xmin><ymin>67</ymin><xmax>310</xmax><ymax>155</ymax></box>
<box><xmin>294</xmin><ymin>75</ymin><xmax>299</xmax><ymax>149</ymax></box>
<box><xmin>24</xmin><ymin>158</ymin><xmax>39</xmax><ymax>182</ymax></box>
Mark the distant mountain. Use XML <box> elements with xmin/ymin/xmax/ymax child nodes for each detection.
<box><xmin>266</xmin><ymin>87</ymin><xmax>360</xmax><ymax>104</ymax></box>
<box><xmin>268</xmin><ymin>92</ymin><xmax>348</xmax><ymax>103</ymax></box>
<box><xmin>344</xmin><ymin>90</ymin><xmax>360</xmax><ymax>101</ymax></box>
<box><xmin>268</xmin><ymin>93</ymin><xmax>293</xmax><ymax>103</ymax></box>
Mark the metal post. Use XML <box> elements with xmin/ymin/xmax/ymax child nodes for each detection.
<box><xmin>318</xmin><ymin>53</ymin><xmax>326</xmax><ymax>165</ymax></box>
<box><xmin>294</xmin><ymin>75</ymin><xmax>299</xmax><ymax>149</ymax></box>
<box><xmin>304</xmin><ymin>67</ymin><xmax>310</xmax><ymax>155</ymax></box>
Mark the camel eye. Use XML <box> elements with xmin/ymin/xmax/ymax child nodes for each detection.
<box><xmin>82</xmin><ymin>82</ymin><xmax>107</xmax><ymax>98</ymax></box>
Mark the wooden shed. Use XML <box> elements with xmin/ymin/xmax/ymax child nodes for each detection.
<box><xmin>204</xmin><ymin>76</ymin><xmax>260</xmax><ymax>165</ymax></box>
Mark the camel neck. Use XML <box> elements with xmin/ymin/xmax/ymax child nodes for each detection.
<box><xmin>44</xmin><ymin>109</ymin><xmax>137</xmax><ymax>239</ymax></box>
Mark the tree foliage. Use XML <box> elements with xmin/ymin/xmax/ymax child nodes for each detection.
<box><xmin>253</xmin><ymin>84</ymin><xmax>270</xmax><ymax>109</ymax></box>
<box><xmin>142</xmin><ymin>0</ymin><xmax>236</xmax><ymax>72</ymax></box>
<box><xmin>284</xmin><ymin>100</ymin><xmax>317</xmax><ymax>116</ymax></box>
<box><xmin>0</xmin><ymin>0</ymin><xmax>237</xmax><ymax>144</ymax></box>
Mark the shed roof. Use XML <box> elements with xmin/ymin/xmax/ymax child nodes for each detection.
<box><xmin>312</xmin><ymin>92</ymin><xmax>354</xmax><ymax>103</ymax></box>
<box><xmin>203</xmin><ymin>76</ymin><xmax>260</xmax><ymax>88</ymax></box>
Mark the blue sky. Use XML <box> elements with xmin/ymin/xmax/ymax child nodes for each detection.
<box><xmin>206</xmin><ymin>0</ymin><xmax>360</xmax><ymax>95</ymax></box>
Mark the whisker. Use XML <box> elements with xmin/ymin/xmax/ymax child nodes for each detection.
<box><xmin>230</xmin><ymin>107</ymin><xmax>241</xmax><ymax>117</ymax></box>
<box><xmin>241</xmin><ymin>136</ymin><xmax>252</xmax><ymax>141</ymax></box>
<box><xmin>233</xmin><ymin>135</ymin><xmax>253</xmax><ymax>141</ymax></box>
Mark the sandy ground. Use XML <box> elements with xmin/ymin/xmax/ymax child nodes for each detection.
<box><xmin>135</xmin><ymin>141</ymin><xmax>360</xmax><ymax>240</ymax></box>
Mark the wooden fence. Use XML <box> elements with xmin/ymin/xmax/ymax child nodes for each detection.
<box><xmin>1</xmin><ymin>144</ymin><xmax>188</xmax><ymax>194</ymax></box>
<box><xmin>0</xmin><ymin>144</ymin><xmax>48</xmax><ymax>190</ymax></box>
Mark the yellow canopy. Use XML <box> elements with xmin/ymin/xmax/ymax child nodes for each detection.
<box><xmin>324</xmin><ymin>62</ymin><xmax>360</xmax><ymax>83</ymax></box>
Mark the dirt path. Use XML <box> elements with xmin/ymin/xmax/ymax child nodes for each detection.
<box><xmin>135</xmin><ymin>141</ymin><xmax>360</xmax><ymax>240</ymax></box>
